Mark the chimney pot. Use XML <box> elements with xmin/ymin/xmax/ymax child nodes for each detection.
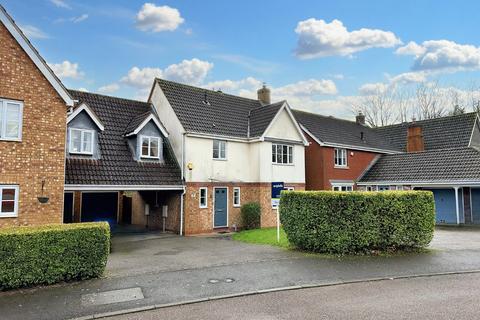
<box><xmin>257</xmin><ymin>83</ymin><xmax>271</xmax><ymax>105</ymax></box>
<box><xmin>356</xmin><ymin>112</ymin><xmax>366</xmax><ymax>125</ymax></box>
<box><xmin>407</xmin><ymin>122</ymin><xmax>424</xmax><ymax>152</ymax></box>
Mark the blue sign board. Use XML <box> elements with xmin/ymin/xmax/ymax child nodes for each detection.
<box><xmin>271</xmin><ymin>182</ymin><xmax>284</xmax><ymax>208</ymax></box>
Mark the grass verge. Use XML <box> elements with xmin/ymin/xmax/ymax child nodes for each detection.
<box><xmin>231</xmin><ymin>227</ymin><xmax>291</xmax><ymax>249</ymax></box>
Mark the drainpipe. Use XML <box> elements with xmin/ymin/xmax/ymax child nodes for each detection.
<box><xmin>180</xmin><ymin>187</ymin><xmax>186</xmax><ymax>236</ymax></box>
<box><xmin>179</xmin><ymin>132</ymin><xmax>186</xmax><ymax>236</ymax></box>
<box><xmin>454</xmin><ymin>186</ymin><xmax>460</xmax><ymax>225</ymax></box>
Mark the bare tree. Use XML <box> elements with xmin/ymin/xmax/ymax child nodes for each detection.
<box><xmin>353</xmin><ymin>85</ymin><xmax>398</xmax><ymax>127</ymax></box>
<box><xmin>414</xmin><ymin>81</ymin><xmax>446</xmax><ymax>120</ymax></box>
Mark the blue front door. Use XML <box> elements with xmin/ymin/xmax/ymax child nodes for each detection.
<box><xmin>214</xmin><ymin>188</ymin><xmax>228</xmax><ymax>228</ymax></box>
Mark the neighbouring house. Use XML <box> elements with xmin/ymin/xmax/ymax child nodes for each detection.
<box><xmin>149</xmin><ymin>79</ymin><xmax>308</xmax><ymax>234</ymax></box>
<box><xmin>293</xmin><ymin>110</ymin><xmax>400</xmax><ymax>191</ymax></box>
<box><xmin>0</xmin><ymin>5</ymin><xmax>74</xmax><ymax>226</ymax></box>
<box><xmin>358</xmin><ymin>112</ymin><xmax>480</xmax><ymax>225</ymax></box>
<box><xmin>64</xmin><ymin>90</ymin><xmax>184</xmax><ymax>231</ymax></box>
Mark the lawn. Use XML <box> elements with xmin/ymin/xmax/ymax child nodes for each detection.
<box><xmin>231</xmin><ymin>227</ymin><xmax>291</xmax><ymax>249</ymax></box>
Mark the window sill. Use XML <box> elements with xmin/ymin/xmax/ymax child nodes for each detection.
<box><xmin>199</xmin><ymin>206</ymin><xmax>208</xmax><ymax>209</ymax></box>
<box><xmin>334</xmin><ymin>166</ymin><xmax>349</xmax><ymax>169</ymax></box>
<box><xmin>233</xmin><ymin>204</ymin><xmax>241</xmax><ymax>208</ymax></box>
<box><xmin>0</xmin><ymin>213</ymin><xmax>18</xmax><ymax>218</ymax></box>
<box><xmin>69</xmin><ymin>151</ymin><xmax>93</xmax><ymax>156</ymax></box>
<box><xmin>272</xmin><ymin>163</ymin><xmax>294</xmax><ymax>166</ymax></box>
<box><xmin>0</xmin><ymin>137</ymin><xmax>22</xmax><ymax>142</ymax></box>
<box><xmin>213</xmin><ymin>158</ymin><xmax>227</xmax><ymax>161</ymax></box>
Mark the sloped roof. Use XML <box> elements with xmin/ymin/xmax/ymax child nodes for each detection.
<box><xmin>293</xmin><ymin>110</ymin><xmax>399</xmax><ymax>152</ymax></box>
<box><xmin>358</xmin><ymin>147</ymin><xmax>480</xmax><ymax>183</ymax></box>
<box><xmin>156</xmin><ymin>78</ymin><xmax>284</xmax><ymax>138</ymax></box>
<box><xmin>373</xmin><ymin>112</ymin><xmax>478</xmax><ymax>152</ymax></box>
<box><xmin>249</xmin><ymin>101</ymin><xmax>285</xmax><ymax>137</ymax></box>
<box><xmin>124</xmin><ymin>111</ymin><xmax>153</xmax><ymax>135</ymax></box>
<box><xmin>0</xmin><ymin>5</ymin><xmax>74</xmax><ymax>106</ymax></box>
<box><xmin>66</xmin><ymin>90</ymin><xmax>182</xmax><ymax>186</ymax></box>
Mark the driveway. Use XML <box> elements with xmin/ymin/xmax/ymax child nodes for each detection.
<box><xmin>1</xmin><ymin>227</ymin><xmax>480</xmax><ymax>320</ymax></box>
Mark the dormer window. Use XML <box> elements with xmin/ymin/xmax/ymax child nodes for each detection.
<box><xmin>140</xmin><ymin>136</ymin><xmax>160</xmax><ymax>159</ymax></box>
<box><xmin>69</xmin><ymin>128</ymin><xmax>94</xmax><ymax>154</ymax></box>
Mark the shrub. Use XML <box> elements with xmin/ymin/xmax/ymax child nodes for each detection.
<box><xmin>0</xmin><ymin>222</ymin><xmax>110</xmax><ymax>290</ymax></box>
<box><xmin>241</xmin><ymin>202</ymin><xmax>261</xmax><ymax>230</ymax></box>
<box><xmin>280</xmin><ymin>191</ymin><xmax>435</xmax><ymax>254</ymax></box>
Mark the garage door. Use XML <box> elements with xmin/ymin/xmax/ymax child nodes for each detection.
<box><xmin>81</xmin><ymin>192</ymin><xmax>118</xmax><ymax>225</ymax></box>
<box><xmin>430</xmin><ymin>189</ymin><xmax>457</xmax><ymax>224</ymax></box>
<box><xmin>472</xmin><ymin>188</ymin><xmax>480</xmax><ymax>224</ymax></box>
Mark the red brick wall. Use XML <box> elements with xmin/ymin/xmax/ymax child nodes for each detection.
<box><xmin>304</xmin><ymin>134</ymin><xmax>379</xmax><ymax>190</ymax></box>
<box><xmin>0</xmin><ymin>23</ymin><xmax>67</xmax><ymax>227</ymax></box>
<box><xmin>184</xmin><ymin>182</ymin><xmax>304</xmax><ymax>235</ymax></box>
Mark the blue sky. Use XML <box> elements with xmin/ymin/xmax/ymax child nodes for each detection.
<box><xmin>4</xmin><ymin>0</ymin><xmax>480</xmax><ymax>120</ymax></box>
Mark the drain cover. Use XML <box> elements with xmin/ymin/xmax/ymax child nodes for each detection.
<box><xmin>208</xmin><ymin>279</ymin><xmax>220</xmax><ymax>284</ymax></box>
<box><xmin>225</xmin><ymin>278</ymin><xmax>235</xmax><ymax>283</ymax></box>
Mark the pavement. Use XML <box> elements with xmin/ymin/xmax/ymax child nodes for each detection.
<box><xmin>0</xmin><ymin>227</ymin><xmax>479</xmax><ymax>320</ymax></box>
<box><xmin>110</xmin><ymin>272</ymin><xmax>480</xmax><ymax>320</ymax></box>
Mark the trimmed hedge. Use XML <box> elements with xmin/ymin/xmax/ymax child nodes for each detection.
<box><xmin>0</xmin><ymin>222</ymin><xmax>110</xmax><ymax>290</ymax></box>
<box><xmin>241</xmin><ymin>202</ymin><xmax>261</xmax><ymax>230</ymax></box>
<box><xmin>280</xmin><ymin>191</ymin><xmax>435</xmax><ymax>254</ymax></box>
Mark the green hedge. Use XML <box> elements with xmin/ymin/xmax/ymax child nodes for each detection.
<box><xmin>0</xmin><ymin>222</ymin><xmax>110</xmax><ymax>290</ymax></box>
<box><xmin>280</xmin><ymin>191</ymin><xmax>435</xmax><ymax>254</ymax></box>
<box><xmin>241</xmin><ymin>202</ymin><xmax>261</xmax><ymax>230</ymax></box>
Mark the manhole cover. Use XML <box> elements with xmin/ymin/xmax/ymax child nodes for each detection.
<box><xmin>208</xmin><ymin>279</ymin><xmax>220</xmax><ymax>284</ymax></box>
<box><xmin>225</xmin><ymin>278</ymin><xmax>235</xmax><ymax>283</ymax></box>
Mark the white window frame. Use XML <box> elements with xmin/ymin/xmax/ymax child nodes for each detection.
<box><xmin>331</xmin><ymin>183</ymin><xmax>353</xmax><ymax>191</ymax></box>
<box><xmin>285</xmin><ymin>187</ymin><xmax>295</xmax><ymax>191</ymax></box>
<box><xmin>0</xmin><ymin>185</ymin><xmax>19</xmax><ymax>218</ymax></box>
<box><xmin>213</xmin><ymin>140</ymin><xmax>227</xmax><ymax>160</ymax></box>
<box><xmin>140</xmin><ymin>135</ymin><xmax>161</xmax><ymax>159</ymax></box>
<box><xmin>272</xmin><ymin>143</ymin><xmax>294</xmax><ymax>165</ymax></box>
<box><xmin>0</xmin><ymin>99</ymin><xmax>23</xmax><ymax>141</ymax></box>
<box><xmin>377</xmin><ymin>185</ymin><xmax>390</xmax><ymax>191</ymax></box>
<box><xmin>334</xmin><ymin>148</ymin><xmax>348</xmax><ymax>167</ymax></box>
<box><xmin>233</xmin><ymin>187</ymin><xmax>241</xmax><ymax>207</ymax></box>
<box><xmin>69</xmin><ymin>128</ymin><xmax>94</xmax><ymax>155</ymax></box>
<box><xmin>199</xmin><ymin>187</ymin><xmax>208</xmax><ymax>208</ymax></box>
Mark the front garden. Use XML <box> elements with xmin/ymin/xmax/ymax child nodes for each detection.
<box><xmin>234</xmin><ymin>191</ymin><xmax>436</xmax><ymax>255</ymax></box>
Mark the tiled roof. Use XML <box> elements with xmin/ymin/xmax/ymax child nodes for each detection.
<box><xmin>293</xmin><ymin>110</ymin><xmax>399</xmax><ymax>152</ymax></box>
<box><xmin>358</xmin><ymin>147</ymin><xmax>480</xmax><ymax>183</ymax></box>
<box><xmin>66</xmin><ymin>90</ymin><xmax>182</xmax><ymax>186</ymax></box>
<box><xmin>156</xmin><ymin>78</ymin><xmax>269</xmax><ymax>138</ymax></box>
<box><xmin>124</xmin><ymin>111</ymin><xmax>151</xmax><ymax>135</ymax></box>
<box><xmin>373</xmin><ymin>112</ymin><xmax>478</xmax><ymax>152</ymax></box>
<box><xmin>249</xmin><ymin>101</ymin><xmax>285</xmax><ymax>137</ymax></box>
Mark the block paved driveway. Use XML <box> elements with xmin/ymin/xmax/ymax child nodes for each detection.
<box><xmin>1</xmin><ymin>227</ymin><xmax>480</xmax><ymax>320</ymax></box>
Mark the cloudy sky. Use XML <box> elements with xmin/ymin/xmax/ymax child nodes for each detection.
<box><xmin>4</xmin><ymin>0</ymin><xmax>480</xmax><ymax>119</ymax></box>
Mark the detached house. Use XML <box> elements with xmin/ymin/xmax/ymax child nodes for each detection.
<box><xmin>293</xmin><ymin>110</ymin><xmax>400</xmax><ymax>191</ymax></box>
<box><xmin>0</xmin><ymin>6</ymin><xmax>74</xmax><ymax>226</ymax></box>
<box><xmin>149</xmin><ymin>79</ymin><xmax>308</xmax><ymax>234</ymax></box>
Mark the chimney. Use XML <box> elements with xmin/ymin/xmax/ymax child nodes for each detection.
<box><xmin>356</xmin><ymin>112</ymin><xmax>366</xmax><ymax>125</ymax></box>
<box><xmin>407</xmin><ymin>121</ymin><xmax>424</xmax><ymax>152</ymax></box>
<box><xmin>257</xmin><ymin>83</ymin><xmax>271</xmax><ymax>105</ymax></box>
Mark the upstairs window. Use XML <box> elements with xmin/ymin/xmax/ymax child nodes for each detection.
<box><xmin>140</xmin><ymin>136</ymin><xmax>161</xmax><ymax>159</ymax></box>
<box><xmin>0</xmin><ymin>185</ymin><xmax>19</xmax><ymax>218</ymax></box>
<box><xmin>0</xmin><ymin>99</ymin><xmax>23</xmax><ymax>141</ymax></box>
<box><xmin>334</xmin><ymin>148</ymin><xmax>347</xmax><ymax>167</ymax></box>
<box><xmin>272</xmin><ymin>144</ymin><xmax>293</xmax><ymax>164</ymax></box>
<box><xmin>213</xmin><ymin>140</ymin><xmax>226</xmax><ymax>160</ymax></box>
<box><xmin>69</xmin><ymin>128</ymin><xmax>94</xmax><ymax>155</ymax></box>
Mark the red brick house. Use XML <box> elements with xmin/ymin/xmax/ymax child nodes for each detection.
<box><xmin>0</xmin><ymin>5</ymin><xmax>75</xmax><ymax>226</ymax></box>
<box><xmin>293</xmin><ymin>110</ymin><xmax>399</xmax><ymax>191</ymax></box>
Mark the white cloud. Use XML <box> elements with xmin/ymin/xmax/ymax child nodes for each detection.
<box><xmin>389</xmin><ymin>71</ymin><xmax>427</xmax><ymax>85</ymax></box>
<box><xmin>50</xmin><ymin>0</ymin><xmax>71</xmax><ymax>9</ymax></box>
<box><xmin>395</xmin><ymin>41</ymin><xmax>426</xmax><ymax>57</ymax></box>
<box><xmin>397</xmin><ymin>40</ymin><xmax>480</xmax><ymax>72</ymax></box>
<box><xmin>275</xmin><ymin>79</ymin><xmax>338</xmax><ymax>97</ymax></box>
<box><xmin>163</xmin><ymin>59</ymin><xmax>213</xmax><ymax>85</ymax></box>
<box><xmin>120</xmin><ymin>66</ymin><xmax>163</xmax><ymax>89</ymax></box>
<box><xmin>19</xmin><ymin>25</ymin><xmax>49</xmax><ymax>39</ymax></box>
<box><xmin>77</xmin><ymin>87</ymin><xmax>89</xmax><ymax>92</ymax></box>
<box><xmin>119</xmin><ymin>58</ymin><xmax>213</xmax><ymax>99</ymax></box>
<box><xmin>98</xmin><ymin>83</ymin><xmax>120</xmax><ymax>94</ymax></box>
<box><xmin>135</xmin><ymin>3</ymin><xmax>184</xmax><ymax>32</ymax></box>
<box><xmin>71</xmin><ymin>14</ymin><xmax>89</xmax><ymax>23</ymax></box>
<box><xmin>205</xmin><ymin>77</ymin><xmax>262</xmax><ymax>92</ymax></box>
<box><xmin>359</xmin><ymin>82</ymin><xmax>388</xmax><ymax>95</ymax></box>
<box><xmin>294</xmin><ymin>18</ymin><xmax>401</xmax><ymax>59</ymax></box>
<box><xmin>48</xmin><ymin>60</ymin><xmax>83</xmax><ymax>79</ymax></box>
